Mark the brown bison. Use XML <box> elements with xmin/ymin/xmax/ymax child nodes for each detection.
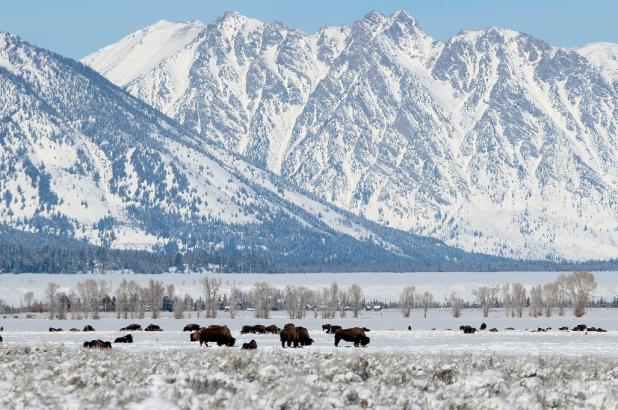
<box><xmin>241</xmin><ymin>325</ymin><xmax>268</xmax><ymax>334</ymax></box>
<box><xmin>0</xmin><ymin>335</ymin><xmax>2</xmax><ymax>343</ymax></box>
<box><xmin>323</xmin><ymin>324</ymin><xmax>342</xmax><ymax>334</ymax></box>
<box><xmin>83</xmin><ymin>325</ymin><xmax>95</xmax><ymax>332</ymax></box>
<box><xmin>280</xmin><ymin>323</ymin><xmax>300</xmax><ymax>348</ymax></box>
<box><xmin>145</xmin><ymin>324</ymin><xmax>162</xmax><ymax>332</ymax></box>
<box><xmin>265</xmin><ymin>325</ymin><xmax>280</xmax><ymax>334</ymax></box>
<box><xmin>573</xmin><ymin>324</ymin><xmax>587</xmax><ymax>331</ymax></box>
<box><xmin>334</xmin><ymin>327</ymin><xmax>370</xmax><ymax>347</ymax></box>
<box><xmin>83</xmin><ymin>339</ymin><xmax>112</xmax><ymax>349</ymax></box>
<box><xmin>120</xmin><ymin>324</ymin><xmax>142</xmax><ymax>331</ymax></box>
<box><xmin>322</xmin><ymin>324</ymin><xmax>331</xmax><ymax>333</ymax></box>
<box><xmin>114</xmin><ymin>334</ymin><xmax>133</xmax><ymax>343</ymax></box>
<box><xmin>460</xmin><ymin>325</ymin><xmax>476</xmax><ymax>334</ymax></box>
<box><xmin>242</xmin><ymin>339</ymin><xmax>258</xmax><ymax>350</ymax></box>
<box><xmin>195</xmin><ymin>326</ymin><xmax>235</xmax><ymax>347</ymax></box>
<box><xmin>49</xmin><ymin>327</ymin><xmax>63</xmax><ymax>332</ymax></box>
<box><xmin>69</xmin><ymin>328</ymin><xmax>80</xmax><ymax>332</ymax></box>
<box><xmin>297</xmin><ymin>327</ymin><xmax>313</xmax><ymax>346</ymax></box>
<box><xmin>241</xmin><ymin>325</ymin><xmax>253</xmax><ymax>334</ymax></box>
<box><xmin>183</xmin><ymin>324</ymin><xmax>200</xmax><ymax>332</ymax></box>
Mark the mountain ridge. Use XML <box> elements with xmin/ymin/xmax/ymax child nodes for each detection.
<box><xmin>82</xmin><ymin>10</ymin><xmax>618</xmax><ymax>261</ymax></box>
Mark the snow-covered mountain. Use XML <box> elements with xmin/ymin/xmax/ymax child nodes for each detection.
<box><xmin>576</xmin><ymin>42</ymin><xmax>618</xmax><ymax>83</ymax></box>
<box><xmin>3</xmin><ymin>30</ymin><xmax>526</xmax><ymax>271</ymax></box>
<box><xmin>83</xmin><ymin>10</ymin><xmax>618</xmax><ymax>261</ymax></box>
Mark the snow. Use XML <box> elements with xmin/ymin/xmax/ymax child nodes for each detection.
<box><xmin>81</xmin><ymin>20</ymin><xmax>204</xmax><ymax>86</ymax></box>
<box><xmin>576</xmin><ymin>42</ymin><xmax>618</xmax><ymax>83</ymax></box>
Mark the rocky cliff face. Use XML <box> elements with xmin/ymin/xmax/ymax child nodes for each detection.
<box><xmin>83</xmin><ymin>11</ymin><xmax>618</xmax><ymax>261</ymax></box>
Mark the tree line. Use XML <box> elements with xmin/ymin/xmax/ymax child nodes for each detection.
<box><xmin>0</xmin><ymin>272</ymin><xmax>601</xmax><ymax>320</ymax></box>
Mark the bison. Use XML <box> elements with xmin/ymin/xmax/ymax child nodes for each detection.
<box><xmin>83</xmin><ymin>339</ymin><xmax>112</xmax><ymax>349</ymax></box>
<box><xmin>83</xmin><ymin>325</ymin><xmax>95</xmax><ymax>332</ymax></box>
<box><xmin>114</xmin><ymin>334</ymin><xmax>133</xmax><ymax>343</ymax></box>
<box><xmin>195</xmin><ymin>326</ymin><xmax>235</xmax><ymax>347</ymax></box>
<box><xmin>559</xmin><ymin>326</ymin><xmax>569</xmax><ymax>331</ymax></box>
<box><xmin>334</xmin><ymin>327</ymin><xmax>370</xmax><ymax>347</ymax></box>
<box><xmin>120</xmin><ymin>324</ymin><xmax>142</xmax><ymax>331</ymax></box>
<box><xmin>145</xmin><ymin>324</ymin><xmax>162</xmax><ymax>332</ymax></box>
<box><xmin>460</xmin><ymin>325</ymin><xmax>476</xmax><ymax>334</ymax></box>
<box><xmin>183</xmin><ymin>324</ymin><xmax>200</xmax><ymax>332</ymax></box>
<box><xmin>69</xmin><ymin>328</ymin><xmax>80</xmax><ymax>332</ymax></box>
<box><xmin>297</xmin><ymin>326</ymin><xmax>314</xmax><ymax>346</ymax></box>
<box><xmin>280</xmin><ymin>324</ymin><xmax>300</xmax><ymax>348</ymax></box>
<box><xmin>489</xmin><ymin>328</ymin><xmax>498</xmax><ymax>332</ymax></box>
<box><xmin>49</xmin><ymin>327</ymin><xmax>63</xmax><ymax>332</ymax></box>
<box><xmin>573</xmin><ymin>324</ymin><xmax>587</xmax><ymax>331</ymax></box>
<box><xmin>0</xmin><ymin>335</ymin><xmax>2</xmax><ymax>343</ymax></box>
<box><xmin>242</xmin><ymin>339</ymin><xmax>258</xmax><ymax>350</ymax></box>
<box><xmin>265</xmin><ymin>325</ymin><xmax>280</xmax><ymax>334</ymax></box>
<box><xmin>480</xmin><ymin>323</ymin><xmax>487</xmax><ymax>331</ymax></box>
<box><xmin>241</xmin><ymin>325</ymin><xmax>253</xmax><ymax>334</ymax></box>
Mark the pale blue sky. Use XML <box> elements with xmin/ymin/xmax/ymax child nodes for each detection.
<box><xmin>1</xmin><ymin>0</ymin><xmax>617</xmax><ymax>59</ymax></box>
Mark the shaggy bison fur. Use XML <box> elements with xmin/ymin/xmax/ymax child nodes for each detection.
<box><xmin>83</xmin><ymin>325</ymin><xmax>95</xmax><ymax>332</ymax></box>
<box><xmin>242</xmin><ymin>339</ymin><xmax>258</xmax><ymax>350</ymax></box>
<box><xmin>334</xmin><ymin>327</ymin><xmax>370</xmax><ymax>347</ymax></box>
<box><xmin>114</xmin><ymin>334</ymin><xmax>133</xmax><ymax>343</ymax></box>
<box><xmin>183</xmin><ymin>324</ymin><xmax>200</xmax><ymax>332</ymax></box>
<box><xmin>83</xmin><ymin>339</ymin><xmax>111</xmax><ymax>349</ymax></box>
<box><xmin>265</xmin><ymin>325</ymin><xmax>280</xmax><ymax>334</ymax></box>
<box><xmin>145</xmin><ymin>324</ymin><xmax>162</xmax><ymax>332</ymax></box>
<box><xmin>280</xmin><ymin>324</ymin><xmax>313</xmax><ymax>347</ymax></box>
<box><xmin>195</xmin><ymin>325</ymin><xmax>235</xmax><ymax>347</ymax></box>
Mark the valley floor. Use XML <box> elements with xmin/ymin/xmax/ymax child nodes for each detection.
<box><xmin>2</xmin><ymin>309</ymin><xmax>618</xmax><ymax>408</ymax></box>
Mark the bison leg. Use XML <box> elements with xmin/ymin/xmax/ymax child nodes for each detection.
<box><xmin>281</xmin><ymin>340</ymin><xmax>285</xmax><ymax>348</ymax></box>
<box><xmin>334</xmin><ymin>336</ymin><xmax>340</xmax><ymax>347</ymax></box>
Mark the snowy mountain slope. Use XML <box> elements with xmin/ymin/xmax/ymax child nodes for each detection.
<box><xmin>576</xmin><ymin>42</ymin><xmax>618</xmax><ymax>83</ymax></box>
<box><xmin>83</xmin><ymin>11</ymin><xmax>618</xmax><ymax>261</ymax></box>
<box><xmin>82</xmin><ymin>20</ymin><xmax>204</xmax><ymax>85</ymax></box>
<box><xmin>2</xmin><ymin>30</ymin><xmax>527</xmax><ymax>271</ymax></box>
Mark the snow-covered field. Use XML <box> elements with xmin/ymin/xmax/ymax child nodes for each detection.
<box><xmin>2</xmin><ymin>270</ymin><xmax>618</xmax><ymax>306</ymax></box>
<box><xmin>3</xmin><ymin>272</ymin><xmax>618</xmax><ymax>408</ymax></box>
<box><xmin>2</xmin><ymin>345</ymin><xmax>618</xmax><ymax>409</ymax></box>
<box><xmin>2</xmin><ymin>309</ymin><xmax>618</xmax><ymax>408</ymax></box>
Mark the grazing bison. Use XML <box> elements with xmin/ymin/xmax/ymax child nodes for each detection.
<box><xmin>69</xmin><ymin>328</ymin><xmax>80</xmax><ymax>332</ymax></box>
<box><xmin>49</xmin><ymin>327</ymin><xmax>63</xmax><ymax>332</ymax></box>
<box><xmin>241</xmin><ymin>325</ymin><xmax>253</xmax><ymax>334</ymax></box>
<box><xmin>328</xmin><ymin>325</ymin><xmax>342</xmax><ymax>334</ymax></box>
<box><xmin>253</xmin><ymin>325</ymin><xmax>267</xmax><ymax>334</ymax></box>
<box><xmin>489</xmin><ymin>328</ymin><xmax>498</xmax><ymax>332</ymax></box>
<box><xmin>83</xmin><ymin>339</ymin><xmax>112</xmax><ymax>349</ymax></box>
<box><xmin>242</xmin><ymin>339</ymin><xmax>258</xmax><ymax>350</ymax></box>
<box><xmin>460</xmin><ymin>325</ymin><xmax>476</xmax><ymax>334</ymax></box>
<box><xmin>322</xmin><ymin>324</ymin><xmax>331</xmax><ymax>333</ymax></box>
<box><xmin>334</xmin><ymin>327</ymin><xmax>370</xmax><ymax>347</ymax></box>
<box><xmin>183</xmin><ymin>324</ymin><xmax>200</xmax><ymax>332</ymax></box>
<box><xmin>195</xmin><ymin>326</ymin><xmax>235</xmax><ymax>347</ymax></box>
<box><xmin>505</xmin><ymin>327</ymin><xmax>515</xmax><ymax>331</ymax></box>
<box><xmin>559</xmin><ymin>326</ymin><xmax>569</xmax><ymax>331</ymax></box>
<box><xmin>114</xmin><ymin>334</ymin><xmax>133</xmax><ymax>343</ymax></box>
<box><xmin>280</xmin><ymin>324</ymin><xmax>300</xmax><ymax>348</ymax></box>
<box><xmin>297</xmin><ymin>327</ymin><xmax>314</xmax><ymax>346</ymax></box>
<box><xmin>120</xmin><ymin>324</ymin><xmax>142</xmax><ymax>331</ymax></box>
<box><xmin>145</xmin><ymin>324</ymin><xmax>162</xmax><ymax>332</ymax></box>
<box><xmin>480</xmin><ymin>323</ymin><xmax>487</xmax><ymax>331</ymax></box>
<box><xmin>265</xmin><ymin>325</ymin><xmax>280</xmax><ymax>334</ymax></box>
<box><xmin>83</xmin><ymin>325</ymin><xmax>95</xmax><ymax>332</ymax></box>
<box><xmin>588</xmin><ymin>327</ymin><xmax>607</xmax><ymax>333</ymax></box>
<box><xmin>573</xmin><ymin>324</ymin><xmax>587</xmax><ymax>332</ymax></box>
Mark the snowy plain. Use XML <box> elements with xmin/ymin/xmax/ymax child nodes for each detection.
<box><xmin>3</xmin><ymin>272</ymin><xmax>618</xmax><ymax>409</ymax></box>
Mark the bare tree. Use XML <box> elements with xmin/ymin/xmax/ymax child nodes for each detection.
<box><xmin>23</xmin><ymin>291</ymin><xmax>34</xmax><ymax>312</ymax></box>
<box><xmin>511</xmin><ymin>283</ymin><xmax>527</xmax><ymax>317</ymax></box>
<box><xmin>253</xmin><ymin>282</ymin><xmax>274</xmax><ymax>319</ymax></box>
<box><xmin>173</xmin><ymin>295</ymin><xmax>185</xmax><ymax>319</ymax></box>
<box><xmin>348</xmin><ymin>284</ymin><xmax>364</xmax><ymax>318</ymax></box>
<box><xmin>565</xmin><ymin>271</ymin><xmax>597</xmax><ymax>317</ymax></box>
<box><xmin>529</xmin><ymin>285</ymin><xmax>543</xmax><ymax>317</ymax></box>
<box><xmin>115</xmin><ymin>279</ymin><xmax>130</xmax><ymax>319</ymax></box>
<box><xmin>338</xmin><ymin>289</ymin><xmax>348</xmax><ymax>318</ymax></box>
<box><xmin>419</xmin><ymin>291</ymin><xmax>434</xmax><ymax>318</ymax></box>
<box><xmin>450</xmin><ymin>292</ymin><xmax>463</xmax><ymax>318</ymax></box>
<box><xmin>147</xmin><ymin>280</ymin><xmax>165</xmax><ymax>319</ymax></box>
<box><xmin>542</xmin><ymin>282</ymin><xmax>559</xmax><ymax>317</ymax></box>
<box><xmin>556</xmin><ymin>274</ymin><xmax>569</xmax><ymax>316</ymax></box>
<box><xmin>202</xmin><ymin>277</ymin><xmax>222</xmax><ymax>318</ymax></box>
<box><xmin>502</xmin><ymin>283</ymin><xmax>512</xmax><ymax>317</ymax></box>
<box><xmin>399</xmin><ymin>286</ymin><xmax>415</xmax><ymax>318</ymax></box>
<box><xmin>472</xmin><ymin>285</ymin><xmax>499</xmax><ymax>318</ymax></box>
<box><xmin>228</xmin><ymin>287</ymin><xmax>239</xmax><ymax>319</ymax></box>
<box><xmin>45</xmin><ymin>282</ymin><xmax>59</xmax><ymax>320</ymax></box>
